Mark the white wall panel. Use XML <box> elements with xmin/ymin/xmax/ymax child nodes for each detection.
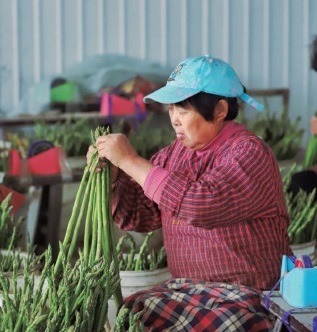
<box><xmin>207</xmin><ymin>0</ymin><xmax>229</xmax><ymax>61</ymax></box>
<box><xmin>0</xmin><ymin>0</ymin><xmax>317</xmax><ymax>145</ymax></box>
<box><xmin>288</xmin><ymin>0</ymin><xmax>310</xmax><ymax>135</ymax></box>
<box><xmin>61</xmin><ymin>0</ymin><xmax>84</xmax><ymax>66</ymax></box>
<box><xmin>39</xmin><ymin>0</ymin><xmax>62</xmax><ymax>77</ymax></box>
<box><xmin>268</xmin><ymin>0</ymin><xmax>289</xmax><ymax>87</ymax></box>
<box><xmin>165</xmin><ymin>0</ymin><xmax>188</xmax><ymax>65</ymax></box>
<box><xmin>145</xmin><ymin>0</ymin><xmax>167</xmax><ymax>63</ymax></box>
<box><xmin>0</xmin><ymin>0</ymin><xmax>19</xmax><ymax>110</ymax></box>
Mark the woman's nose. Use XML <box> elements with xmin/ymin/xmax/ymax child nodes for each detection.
<box><xmin>169</xmin><ymin>110</ymin><xmax>180</xmax><ymax>126</ymax></box>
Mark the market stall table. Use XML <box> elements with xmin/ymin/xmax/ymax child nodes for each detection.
<box><xmin>261</xmin><ymin>291</ymin><xmax>317</xmax><ymax>331</ymax></box>
<box><xmin>7</xmin><ymin>168</ymin><xmax>83</xmax><ymax>261</ymax></box>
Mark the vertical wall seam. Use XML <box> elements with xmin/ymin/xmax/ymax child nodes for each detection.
<box><xmin>303</xmin><ymin>0</ymin><xmax>309</xmax><ymax>98</ymax></box>
<box><xmin>160</xmin><ymin>0</ymin><xmax>167</xmax><ymax>65</ymax></box>
<box><xmin>55</xmin><ymin>0</ymin><xmax>62</xmax><ymax>73</ymax></box>
<box><xmin>77</xmin><ymin>0</ymin><xmax>83</xmax><ymax>62</ymax></box>
<box><xmin>11</xmin><ymin>0</ymin><xmax>19</xmax><ymax>107</ymax></box>
<box><xmin>181</xmin><ymin>0</ymin><xmax>187</xmax><ymax>58</ymax></box>
<box><xmin>223</xmin><ymin>0</ymin><xmax>229</xmax><ymax>62</ymax></box>
<box><xmin>302</xmin><ymin>0</ymin><xmax>310</xmax><ymax>128</ymax></box>
<box><xmin>32</xmin><ymin>0</ymin><xmax>40</xmax><ymax>83</ymax></box>
<box><xmin>243</xmin><ymin>0</ymin><xmax>250</xmax><ymax>83</ymax></box>
<box><xmin>139</xmin><ymin>0</ymin><xmax>146</xmax><ymax>59</ymax></box>
<box><xmin>97</xmin><ymin>0</ymin><xmax>104</xmax><ymax>54</ymax></box>
<box><xmin>118</xmin><ymin>0</ymin><xmax>125</xmax><ymax>53</ymax></box>
<box><xmin>282</xmin><ymin>0</ymin><xmax>289</xmax><ymax>86</ymax></box>
<box><xmin>262</xmin><ymin>0</ymin><xmax>269</xmax><ymax>87</ymax></box>
<box><xmin>201</xmin><ymin>0</ymin><xmax>208</xmax><ymax>54</ymax></box>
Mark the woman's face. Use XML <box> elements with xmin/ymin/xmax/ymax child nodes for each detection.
<box><xmin>168</xmin><ymin>103</ymin><xmax>225</xmax><ymax>150</ymax></box>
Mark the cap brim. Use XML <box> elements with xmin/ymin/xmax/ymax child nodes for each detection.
<box><xmin>144</xmin><ymin>86</ymin><xmax>264</xmax><ymax>112</ymax></box>
<box><xmin>240</xmin><ymin>93</ymin><xmax>264</xmax><ymax>111</ymax></box>
<box><xmin>143</xmin><ymin>85</ymin><xmax>200</xmax><ymax>104</ymax></box>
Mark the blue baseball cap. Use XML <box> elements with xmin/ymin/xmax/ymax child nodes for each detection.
<box><xmin>143</xmin><ymin>55</ymin><xmax>263</xmax><ymax>111</ymax></box>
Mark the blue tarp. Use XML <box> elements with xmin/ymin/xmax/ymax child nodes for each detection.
<box><xmin>12</xmin><ymin>54</ymin><xmax>171</xmax><ymax>117</ymax></box>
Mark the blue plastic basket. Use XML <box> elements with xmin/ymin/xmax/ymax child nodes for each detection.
<box><xmin>280</xmin><ymin>255</ymin><xmax>317</xmax><ymax>308</ymax></box>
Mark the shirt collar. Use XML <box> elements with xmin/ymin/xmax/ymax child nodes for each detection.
<box><xmin>197</xmin><ymin>121</ymin><xmax>246</xmax><ymax>154</ymax></box>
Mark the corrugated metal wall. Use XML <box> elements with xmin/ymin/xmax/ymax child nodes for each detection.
<box><xmin>0</xmin><ymin>0</ymin><xmax>317</xmax><ymax>144</ymax></box>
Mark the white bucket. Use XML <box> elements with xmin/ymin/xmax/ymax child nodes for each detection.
<box><xmin>120</xmin><ymin>266</ymin><xmax>171</xmax><ymax>297</ymax></box>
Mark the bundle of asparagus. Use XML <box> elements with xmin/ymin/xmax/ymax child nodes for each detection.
<box><xmin>282</xmin><ymin>164</ymin><xmax>317</xmax><ymax>244</ymax></box>
<box><xmin>0</xmin><ymin>126</ymin><xmax>123</xmax><ymax>331</ymax></box>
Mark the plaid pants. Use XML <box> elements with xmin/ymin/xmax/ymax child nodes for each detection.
<box><xmin>117</xmin><ymin>278</ymin><xmax>275</xmax><ymax>332</ymax></box>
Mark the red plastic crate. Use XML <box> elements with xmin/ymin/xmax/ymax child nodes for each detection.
<box><xmin>9</xmin><ymin>146</ymin><xmax>64</xmax><ymax>176</ymax></box>
<box><xmin>100</xmin><ymin>92</ymin><xmax>147</xmax><ymax>120</ymax></box>
<box><xmin>0</xmin><ymin>184</ymin><xmax>26</xmax><ymax>214</ymax></box>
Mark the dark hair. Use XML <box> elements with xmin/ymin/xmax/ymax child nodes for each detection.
<box><xmin>174</xmin><ymin>91</ymin><xmax>240</xmax><ymax>121</ymax></box>
<box><xmin>288</xmin><ymin>170</ymin><xmax>317</xmax><ymax>202</ymax></box>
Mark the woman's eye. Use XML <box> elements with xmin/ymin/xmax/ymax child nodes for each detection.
<box><xmin>178</xmin><ymin>110</ymin><xmax>188</xmax><ymax>115</ymax></box>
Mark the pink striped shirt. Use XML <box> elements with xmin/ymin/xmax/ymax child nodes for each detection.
<box><xmin>112</xmin><ymin>121</ymin><xmax>292</xmax><ymax>290</ymax></box>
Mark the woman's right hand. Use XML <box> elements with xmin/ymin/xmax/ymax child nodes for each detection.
<box><xmin>86</xmin><ymin>144</ymin><xmax>119</xmax><ymax>182</ymax></box>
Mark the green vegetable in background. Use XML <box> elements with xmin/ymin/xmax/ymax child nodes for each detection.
<box><xmin>0</xmin><ymin>147</ymin><xmax>10</xmax><ymax>173</ymax></box>
<box><xmin>246</xmin><ymin>98</ymin><xmax>304</xmax><ymax>161</ymax></box>
<box><xmin>32</xmin><ymin>117</ymin><xmax>92</xmax><ymax>157</ymax></box>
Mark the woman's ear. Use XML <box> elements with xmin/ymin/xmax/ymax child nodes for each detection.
<box><xmin>214</xmin><ymin>100</ymin><xmax>228</xmax><ymax>121</ymax></box>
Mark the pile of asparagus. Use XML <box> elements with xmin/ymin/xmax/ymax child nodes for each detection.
<box><xmin>0</xmin><ymin>126</ymin><xmax>123</xmax><ymax>331</ymax></box>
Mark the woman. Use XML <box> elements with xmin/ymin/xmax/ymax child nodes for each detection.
<box><xmin>87</xmin><ymin>55</ymin><xmax>292</xmax><ymax>331</ymax></box>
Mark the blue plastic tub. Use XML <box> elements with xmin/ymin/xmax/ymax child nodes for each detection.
<box><xmin>280</xmin><ymin>255</ymin><xmax>317</xmax><ymax>308</ymax></box>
